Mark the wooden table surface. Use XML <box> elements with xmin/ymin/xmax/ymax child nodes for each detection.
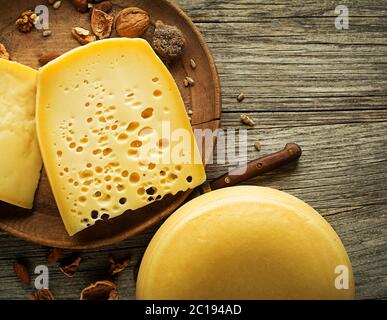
<box><xmin>0</xmin><ymin>0</ymin><xmax>386</xmax><ymax>300</ymax></box>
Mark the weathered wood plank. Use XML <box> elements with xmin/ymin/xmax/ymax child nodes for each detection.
<box><xmin>0</xmin><ymin>227</ymin><xmax>157</xmax><ymax>300</ymax></box>
<box><xmin>176</xmin><ymin>0</ymin><xmax>387</xmax><ymax>20</ymax></box>
<box><xmin>0</xmin><ymin>110</ymin><xmax>386</xmax><ymax>300</ymax></box>
<box><xmin>194</xmin><ymin>17</ymin><xmax>387</xmax><ymax>111</ymax></box>
<box><xmin>0</xmin><ymin>0</ymin><xmax>386</xmax><ymax>300</ymax></box>
<box><xmin>207</xmin><ymin>113</ymin><xmax>387</xmax><ymax>209</ymax></box>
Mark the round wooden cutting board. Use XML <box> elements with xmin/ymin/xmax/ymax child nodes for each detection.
<box><xmin>0</xmin><ymin>0</ymin><xmax>221</xmax><ymax>249</ymax></box>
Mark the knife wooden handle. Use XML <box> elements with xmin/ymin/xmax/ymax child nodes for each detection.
<box><xmin>209</xmin><ymin>143</ymin><xmax>302</xmax><ymax>191</ymax></box>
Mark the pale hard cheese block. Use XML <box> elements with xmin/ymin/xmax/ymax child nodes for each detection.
<box><xmin>137</xmin><ymin>186</ymin><xmax>355</xmax><ymax>300</ymax></box>
<box><xmin>0</xmin><ymin>59</ymin><xmax>42</xmax><ymax>209</ymax></box>
<box><xmin>37</xmin><ymin>38</ymin><xmax>206</xmax><ymax>236</ymax></box>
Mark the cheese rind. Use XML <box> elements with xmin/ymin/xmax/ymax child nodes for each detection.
<box><xmin>137</xmin><ymin>186</ymin><xmax>355</xmax><ymax>300</ymax></box>
<box><xmin>0</xmin><ymin>59</ymin><xmax>42</xmax><ymax>209</ymax></box>
<box><xmin>36</xmin><ymin>39</ymin><xmax>206</xmax><ymax>236</ymax></box>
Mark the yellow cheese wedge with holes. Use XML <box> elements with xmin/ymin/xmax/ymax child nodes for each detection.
<box><xmin>0</xmin><ymin>59</ymin><xmax>42</xmax><ymax>209</ymax></box>
<box><xmin>36</xmin><ymin>38</ymin><xmax>206</xmax><ymax>236</ymax></box>
<box><xmin>136</xmin><ymin>186</ymin><xmax>355</xmax><ymax>300</ymax></box>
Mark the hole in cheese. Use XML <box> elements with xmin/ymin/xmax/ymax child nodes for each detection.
<box><xmin>138</xmin><ymin>127</ymin><xmax>154</xmax><ymax>137</ymax></box>
<box><xmin>103</xmin><ymin>148</ymin><xmax>112</xmax><ymax>156</ymax></box>
<box><xmin>91</xmin><ymin>210</ymin><xmax>99</xmax><ymax>219</ymax></box>
<box><xmin>121</xmin><ymin>170</ymin><xmax>129</xmax><ymax>178</ymax></box>
<box><xmin>157</xmin><ymin>138</ymin><xmax>169</xmax><ymax>149</ymax></box>
<box><xmin>137</xmin><ymin>187</ymin><xmax>145</xmax><ymax>195</ymax></box>
<box><xmin>141</xmin><ymin>108</ymin><xmax>154</xmax><ymax>119</ymax></box>
<box><xmin>126</xmin><ymin>122</ymin><xmax>140</xmax><ymax>132</ymax></box>
<box><xmin>130</xmin><ymin>140</ymin><xmax>142</xmax><ymax>148</ymax></box>
<box><xmin>130</xmin><ymin>172</ymin><xmax>140</xmax><ymax>183</ymax></box>
<box><xmin>118</xmin><ymin>133</ymin><xmax>129</xmax><ymax>141</ymax></box>
<box><xmin>127</xmin><ymin>149</ymin><xmax>139</xmax><ymax>157</ymax></box>
<box><xmin>101</xmin><ymin>213</ymin><xmax>110</xmax><ymax>221</ymax></box>
<box><xmin>146</xmin><ymin>187</ymin><xmax>157</xmax><ymax>195</ymax></box>
<box><xmin>153</xmin><ymin>90</ymin><xmax>162</xmax><ymax>97</ymax></box>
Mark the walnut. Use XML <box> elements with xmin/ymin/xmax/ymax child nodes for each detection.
<box><xmin>0</xmin><ymin>43</ymin><xmax>10</xmax><ymax>60</ymax></box>
<box><xmin>31</xmin><ymin>289</ymin><xmax>54</xmax><ymax>300</ymax></box>
<box><xmin>115</xmin><ymin>7</ymin><xmax>150</xmax><ymax>38</ymax></box>
<box><xmin>153</xmin><ymin>20</ymin><xmax>185</xmax><ymax>62</ymax></box>
<box><xmin>72</xmin><ymin>27</ymin><xmax>96</xmax><ymax>45</ymax></box>
<box><xmin>80</xmin><ymin>280</ymin><xmax>118</xmax><ymax>300</ymax></box>
<box><xmin>91</xmin><ymin>9</ymin><xmax>113</xmax><ymax>40</ymax></box>
<box><xmin>15</xmin><ymin>10</ymin><xmax>38</xmax><ymax>33</ymax></box>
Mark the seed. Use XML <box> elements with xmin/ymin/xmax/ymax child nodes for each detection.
<box><xmin>240</xmin><ymin>114</ymin><xmax>255</xmax><ymax>127</ymax></box>
<box><xmin>42</xmin><ymin>30</ymin><xmax>52</xmax><ymax>37</ymax></box>
<box><xmin>88</xmin><ymin>3</ymin><xmax>93</xmax><ymax>9</ymax></box>
<box><xmin>190</xmin><ymin>58</ymin><xmax>197</xmax><ymax>69</ymax></box>
<box><xmin>188</xmin><ymin>109</ymin><xmax>193</xmax><ymax>115</ymax></box>
<box><xmin>237</xmin><ymin>93</ymin><xmax>245</xmax><ymax>102</ymax></box>
<box><xmin>183</xmin><ymin>78</ymin><xmax>189</xmax><ymax>87</ymax></box>
<box><xmin>186</xmin><ymin>76</ymin><xmax>195</xmax><ymax>86</ymax></box>
<box><xmin>53</xmin><ymin>1</ymin><xmax>62</xmax><ymax>9</ymax></box>
<box><xmin>254</xmin><ymin>142</ymin><xmax>262</xmax><ymax>152</ymax></box>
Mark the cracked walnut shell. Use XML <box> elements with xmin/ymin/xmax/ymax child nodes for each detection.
<box><xmin>31</xmin><ymin>289</ymin><xmax>54</xmax><ymax>300</ymax></box>
<box><xmin>80</xmin><ymin>280</ymin><xmax>118</xmax><ymax>300</ymax></box>
<box><xmin>91</xmin><ymin>9</ymin><xmax>114</xmax><ymax>40</ymax></box>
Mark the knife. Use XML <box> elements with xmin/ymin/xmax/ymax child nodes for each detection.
<box><xmin>190</xmin><ymin>143</ymin><xmax>302</xmax><ymax>198</ymax></box>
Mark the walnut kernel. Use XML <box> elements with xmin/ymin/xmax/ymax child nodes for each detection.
<box><xmin>0</xmin><ymin>43</ymin><xmax>10</xmax><ymax>60</ymax></box>
<box><xmin>15</xmin><ymin>10</ymin><xmax>37</xmax><ymax>33</ymax></box>
<box><xmin>72</xmin><ymin>27</ymin><xmax>96</xmax><ymax>45</ymax></box>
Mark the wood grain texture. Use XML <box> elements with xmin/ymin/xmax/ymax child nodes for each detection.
<box><xmin>0</xmin><ymin>0</ymin><xmax>386</xmax><ymax>300</ymax></box>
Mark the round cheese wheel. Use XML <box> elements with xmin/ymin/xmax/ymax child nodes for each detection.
<box><xmin>136</xmin><ymin>186</ymin><xmax>354</xmax><ymax>300</ymax></box>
